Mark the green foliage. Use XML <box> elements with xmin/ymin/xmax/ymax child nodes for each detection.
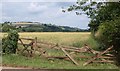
<box><xmin>2</xmin><ymin>22</ymin><xmax>16</xmax><ymax>32</ymax></box>
<box><xmin>96</xmin><ymin>18</ymin><xmax>120</xmax><ymax>49</ymax></box>
<box><xmin>2</xmin><ymin>30</ymin><xmax>19</xmax><ymax>54</ymax></box>
<box><xmin>65</xmin><ymin>2</ymin><xmax>120</xmax><ymax>65</ymax></box>
<box><xmin>96</xmin><ymin>18</ymin><xmax>120</xmax><ymax>65</ymax></box>
<box><xmin>65</xmin><ymin>2</ymin><xmax>120</xmax><ymax>34</ymax></box>
<box><xmin>73</xmin><ymin>36</ymin><xmax>100</xmax><ymax>50</ymax></box>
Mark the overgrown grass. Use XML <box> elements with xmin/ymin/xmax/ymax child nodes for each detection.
<box><xmin>72</xmin><ymin>36</ymin><xmax>101</xmax><ymax>50</ymax></box>
<box><xmin>1</xmin><ymin>32</ymin><xmax>119</xmax><ymax>69</ymax></box>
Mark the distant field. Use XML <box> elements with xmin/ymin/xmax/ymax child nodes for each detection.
<box><xmin>0</xmin><ymin>32</ymin><xmax>98</xmax><ymax>49</ymax></box>
<box><xmin>1</xmin><ymin>32</ymin><xmax>118</xmax><ymax>69</ymax></box>
<box><xmin>1</xmin><ymin>32</ymin><xmax>100</xmax><ymax>49</ymax></box>
<box><xmin>19</xmin><ymin>32</ymin><xmax>90</xmax><ymax>46</ymax></box>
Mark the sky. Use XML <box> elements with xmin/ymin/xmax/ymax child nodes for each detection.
<box><xmin>1</xmin><ymin>0</ymin><xmax>90</xmax><ymax>29</ymax></box>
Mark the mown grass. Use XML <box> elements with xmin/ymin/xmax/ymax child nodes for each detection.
<box><xmin>1</xmin><ymin>32</ymin><xmax>119</xmax><ymax>69</ymax></box>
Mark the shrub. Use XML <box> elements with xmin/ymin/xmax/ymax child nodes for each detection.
<box><xmin>2</xmin><ymin>30</ymin><xmax>19</xmax><ymax>54</ymax></box>
<box><xmin>2</xmin><ymin>23</ymin><xmax>16</xmax><ymax>32</ymax></box>
<box><xmin>96</xmin><ymin>18</ymin><xmax>120</xmax><ymax>65</ymax></box>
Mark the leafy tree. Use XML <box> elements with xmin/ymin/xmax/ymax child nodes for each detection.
<box><xmin>63</xmin><ymin>2</ymin><xmax>120</xmax><ymax>35</ymax></box>
<box><xmin>2</xmin><ymin>30</ymin><xmax>19</xmax><ymax>54</ymax></box>
<box><xmin>64</xmin><ymin>1</ymin><xmax>120</xmax><ymax>65</ymax></box>
<box><xmin>2</xmin><ymin>22</ymin><xmax>16</xmax><ymax>32</ymax></box>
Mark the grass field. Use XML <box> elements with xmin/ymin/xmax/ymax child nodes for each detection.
<box><xmin>19</xmin><ymin>32</ymin><xmax>100</xmax><ymax>50</ymax></box>
<box><xmin>1</xmin><ymin>32</ymin><xmax>118</xmax><ymax>69</ymax></box>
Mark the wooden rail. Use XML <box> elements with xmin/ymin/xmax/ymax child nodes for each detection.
<box><xmin>18</xmin><ymin>37</ymin><xmax>37</xmax><ymax>56</ymax></box>
<box><xmin>83</xmin><ymin>46</ymin><xmax>114</xmax><ymax>66</ymax></box>
<box><xmin>18</xmin><ymin>37</ymin><xmax>115</xmax><ymax>66</ymax></box>
<box><xmin>61</xmin><ymin>47</ymin><xmax>79</xmax><ymax>65</ymax></box>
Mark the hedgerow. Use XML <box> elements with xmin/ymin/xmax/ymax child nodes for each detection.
<box><xmin>2</xmin><ymin>30</ymin><xmax>19</xmax><ymax>54</ymax></box>
<box><xmin>96</xmin><ymin>18</ymin><xmax>120</xmax><ymax>65</ymax></box>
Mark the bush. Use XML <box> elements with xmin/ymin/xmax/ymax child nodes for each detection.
<box><xmin>2</xmin><ymin>23</ymin><xmax>16</xmax><ymax>32</ymax></box>
<box><xmin>96</xmin><ymin>18</ymin><xmax>120</xmax><ymax>65</ymax></box>
<box><xmin>2</xmin><ymin>30</ymin><xmax>19</xmax><ymax>54</ymax></box>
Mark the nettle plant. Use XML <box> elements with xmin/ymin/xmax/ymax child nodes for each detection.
<box><xmin>2</xmin><ymin>30</ymin><xmax>19</xmax><ymax>54</ymax></box>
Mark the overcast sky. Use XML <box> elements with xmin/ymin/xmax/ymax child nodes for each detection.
<box><xmin>1</xmin><ymin>0</ymin><xmax>90</xmax><ymax>29</ymax></box>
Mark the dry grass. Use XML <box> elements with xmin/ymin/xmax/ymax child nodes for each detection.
<box><xmin>18</xmin><ymin>32</ymin><xmax>90</xmax><ymax>46</ymax></box>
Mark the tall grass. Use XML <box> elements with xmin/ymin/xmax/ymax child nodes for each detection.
<box><xmin>1</xmin><ymin>32</ymin><xmax>118</xmax><ymax>69</ymax></box>
<box><xmin>72</xmin><ymin>35</ymin><xmax>100</xmax><ymax>50</ymax></box>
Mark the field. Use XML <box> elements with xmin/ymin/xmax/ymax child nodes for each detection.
<box><xmin>1</xmin><ymin>32</ymin><xmax>118</xmax><ymax>69</ymax></box>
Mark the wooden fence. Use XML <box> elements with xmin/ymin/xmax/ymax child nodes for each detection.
<box><xmin>17</xmin><ymin>37</ymin><xmax>115</xmax><ymax>66</ymax></box>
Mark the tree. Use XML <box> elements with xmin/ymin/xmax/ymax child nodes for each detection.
<box><xmin>2</xmin><ymin>22</ymin><xmax>16</xmax><ymax>32</ymax></box>
<box><xmin>63</xmin><ymin>2</ymin><xmax>120</xmax><ymax>35</ymax></box>
<box><xmin>63</xmin><ymin>1</ymin><xmax>120</xmax><ymax>65</ymax></box>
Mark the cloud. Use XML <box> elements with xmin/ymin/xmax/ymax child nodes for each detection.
<box><xmin>2</xmin><ymin>0</ymin><xmax>77</xmax><ymax>2</ymax></box>
<box><xmin>2</xmin><ymin>2</ymin><xmax>90</xmax><ymax>28</ymax></box>
<box><xmin>52</xmin><ymin>12</ymin><xmax>90</xmax><ymax>29</ymax></box>
<box><xmin>28</xmin><ymin>2</ymin><xmax>48</xmax><ymax>13</ymax></box>
<box><xmin>0</xmin><ymin>2</ymin><xmax>2</xmax><ymax>22</ymax></box>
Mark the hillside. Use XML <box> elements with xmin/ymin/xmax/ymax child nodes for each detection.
<box><xmin>1</xmin><ymin>22</ymin><xmax>90</xmax><ymax>32</ymax></box>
